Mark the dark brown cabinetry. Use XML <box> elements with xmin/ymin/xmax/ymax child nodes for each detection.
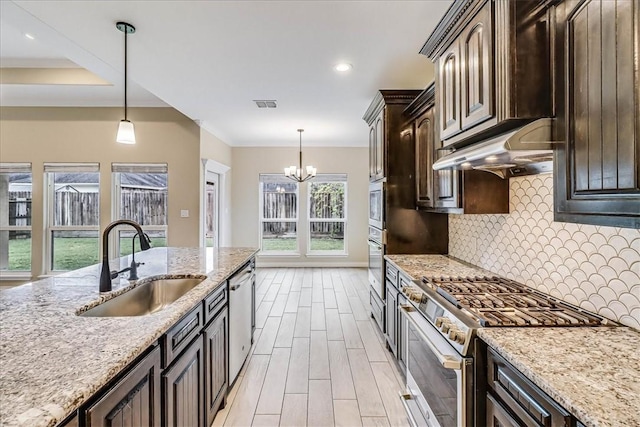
<box><xmin>85</xmin><ymin>346</ymin><xmax>161</xmax><ymax>427</ymax></box>
<box><xmin>204</xmin><ymin>308</ymin><xmax>228</xmax><ymax>427</ymax></box>
<box><xmin>162</xmin><ymin>336</ymin><xmax>204</xmax><ymax>427</ymax></box>
<box><xmin>485</xmin><ymin>347</ymin><xmax>573</xmax><ymax>427</ymax></box>
<box><xmin>553</xmin><ymin>0</ymin><xmax>640</xmax><ymax>228</ymax></box>
<box><xmin>404</xmin><ymin>84</ymin><xmax>508</xmax><ymax>214</ymax></box>
<box><xmin>384</xmin><ymin>262</ymin><xmax>399</xmax><ymax>357</ymax></box>
<box><xmin>365</xmin><ymin>90</ymin><xmax>421</xmax><ymax>183</ymax></box>
<box><xmin>422</xmin><ymin>0</ymin><xmax>552</xmax><ymax>148</ymax></box>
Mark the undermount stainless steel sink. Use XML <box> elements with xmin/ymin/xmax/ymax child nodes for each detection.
<box><xmin>80</xmin><ymin>277</ymin><xmax>206</xmax><ymax>317</ymax></box>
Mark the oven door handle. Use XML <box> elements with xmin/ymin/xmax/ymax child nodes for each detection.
<box><xmin>367</xmin><ymin>239</ymin><xmax>382</xmax><ymax>249</ymax></box>
<box><xmin>400</xmin><ymin>304</ymin><xmax>462</xmax><ymax>370</ymax></box>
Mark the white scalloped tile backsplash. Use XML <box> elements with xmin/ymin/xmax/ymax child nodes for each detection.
<box><xmin>449</xmin><ymin>174</ymin><xmax>640</xmax><ymax>328</ymax></box>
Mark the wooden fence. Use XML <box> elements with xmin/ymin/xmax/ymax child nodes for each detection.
<box><xmin>7</xmin><ymin>189</ymin><xmax>167</xmax><ymax>229</ymax></box>
<box><xmin>262</xmin><ymin>191</ymin><xmax>344</xmax><ymax>237</ymax></box>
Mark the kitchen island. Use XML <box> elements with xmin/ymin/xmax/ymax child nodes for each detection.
<box><xmin>0</xmin><ymin>247</ymin><xmax>258</xmax><ymax>427</ymax></box>
<box><xmin>386</xmin><ymin>254</ymin><xmax>640</xmax><ymax>427</ymax></box>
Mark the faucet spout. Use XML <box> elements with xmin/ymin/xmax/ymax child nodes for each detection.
<box><xmin>99</xmin><ymin>219</ymin><xmax>151</xmax><ymax>293</ymax></box>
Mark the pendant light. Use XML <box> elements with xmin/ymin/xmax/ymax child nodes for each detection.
<box><xmin>284</xmin><ymin>129</ymin><xmax>317</xmax><ymax>182</ymax></box>
<box><xmin>116</xmin><ymin>22</ymin><xmax>136</xmax><ymax>144</ymax></box>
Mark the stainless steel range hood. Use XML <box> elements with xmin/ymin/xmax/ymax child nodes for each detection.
<box><xmin>432</xmin><ymin>118</ymin><xmax>557</xmax><ymax>178</ymax></box>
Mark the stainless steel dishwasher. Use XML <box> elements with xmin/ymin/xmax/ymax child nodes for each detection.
<box><xmin>228</xmin><ymin>261</ymin><xmax>254</xmax><ymax>384</ymax></box>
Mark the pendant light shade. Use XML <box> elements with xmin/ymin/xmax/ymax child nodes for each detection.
<box><xmin>284</xmin><ymin>129</ymin><xmax>316</xmax><ymax>182</ymax></box>
<box><xmin>116</xmin><ymin>119</ymin><xmax>136</xmax><ymax>144</ymax></box>
<box><xmin>116</xmin><ymin>22</ymin><xmax>136</xmax><ymax>144</ymax></box>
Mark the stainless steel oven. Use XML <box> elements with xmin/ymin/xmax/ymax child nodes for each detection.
<box><xmin>368</xmin><ymin>226</ymin><xmax>384</xmax><ymax>299</ymax></box>
<box><xmin>369</xmin><ymin>181</ymin><xmax>384</xmax><ymax>229</ymax></box>
<box><xmin>399</xmin><ymin>304</ymin><xmax>473</xmax><ymax>427</ymax></box>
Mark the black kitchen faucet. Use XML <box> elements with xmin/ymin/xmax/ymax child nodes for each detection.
<box><xmin>99</xmin><ymin>219</ymin><xmax>151</xmax><ymax>292</ymax></box>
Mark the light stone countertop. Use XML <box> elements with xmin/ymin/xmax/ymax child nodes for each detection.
<box><xmin>385</xmin><ymin>254</ymin><xmax>640</xmax><ymax>427</ymax></box>
<box><xmin>478</xmin><ymin>328</ymin><xmax>640</xmax><ymax>427</ymax></box>
<box><xmin>0</xmin><ymin>247</ymin><xmax>258</xmax><ymax>427</ymax></box>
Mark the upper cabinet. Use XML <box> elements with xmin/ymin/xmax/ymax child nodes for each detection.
<box><xmin>422</xmin><ymin>0</ymin><xmax>552</xmax><ymax>148</ymax></box>
<box><xmin>553</xmin><ymin>0</ymin><xmax>640</xmax><ymax>228</ymax></box>
<box><xmin>363</xmin><ymin>90</ymin><xmax>421</xmax><ymax>183</ymax></box>
<box><xmin>404</xmin><ymin>83</ymin><xmax>508</xmax><ymax>214</ymax></box>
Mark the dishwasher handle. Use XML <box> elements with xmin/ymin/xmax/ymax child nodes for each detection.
<box><xmin>229</xmin><ymin>266</ymin><xmax>253</xmax><ymax>291</ymax></box>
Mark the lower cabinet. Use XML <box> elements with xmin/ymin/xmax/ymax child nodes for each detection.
<box><xmin>385</xmin><ymin>281</ymin><xmax>398</xmax><ymax>356</ymax></box>
<box><xmin>85</xmin><ymin>346</ymin><xmax>161</xmax><ymax>427</ymax></box>
<box><xmin>162</xmin><ymin>336</ymin><xmax>204</xmax><ymax>427</ymax></box>
<box><xmin>204</xmin><ymin>308</ymin><xmax>228</xmax><ymax>426</ymax></box>
<box><xmin>397</xmin><ymin>293</ymin><xmax>408</xmax><ymax>372</ymax></box>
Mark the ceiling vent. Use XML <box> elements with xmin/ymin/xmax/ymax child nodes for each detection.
<box><xmin>254</xmin><ymin>100</ymin><xmax>277</xmax><ymax>108</ymax></box>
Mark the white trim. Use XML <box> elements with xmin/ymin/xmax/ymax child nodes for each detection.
<box><xmin>258</xmin><ymin>251</ymin><xmax>301</xmax><ymax>257</ymax></box>
<box><xmin>0</xmin><ymin>272</ymin><xmax>32</xmax><ymax>280</ymax></box>
<box><xmin>257</xmin><ymin>261</ymin><xmax>367</xmax><ymax>268</ymax></box>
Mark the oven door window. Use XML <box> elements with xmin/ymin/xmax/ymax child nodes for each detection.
<box><xmin>407</xmin><ymin>322</ymin><xmax>458</xmax><ymax>427</ymax></box>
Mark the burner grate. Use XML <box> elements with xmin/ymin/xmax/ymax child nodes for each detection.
<box><xmin>422</xmin><ymin>275</ymin><xmax>609</xmax><ymax>327</ymax></box>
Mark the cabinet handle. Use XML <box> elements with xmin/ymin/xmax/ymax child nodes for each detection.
<box><xmin>172</xmin><ymin>315</ymin><xmax>199</xmax><ymax>349</ymax></box>
<box><xmin>496</xmin><ymin>367</ymin><xmax>550</xmax><ymax>425</ymax></box>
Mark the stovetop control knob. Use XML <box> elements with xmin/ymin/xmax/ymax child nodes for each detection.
<box><xmin>435</xmin><ymin>317</ymin><xmax>447</xmax><ymax>328</ymax></box>
<box><xmin>441</xmin><ymin>321</ymin><xmax>453</xmax><ymax>333</ymax></box>
<box><xmin>448</xmin><ymin>328</ymin><xmax>465</xmax><ymax>344</ymax></box>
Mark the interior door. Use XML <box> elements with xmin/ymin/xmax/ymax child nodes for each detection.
<box><xmin>205</xmin><ymin>172</ymin><xmax>219</xmax><ymax>248</ymax></box>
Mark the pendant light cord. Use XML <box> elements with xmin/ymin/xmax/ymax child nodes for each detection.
<box><xmin>124</xmin><ymin>27</ymin><xmax>128</xmax><ymax>121</ymax></box>
<box><xmin>299</xmin><ymin>130</ymin><xmax>303</xmax><ymax>171</ymax></box>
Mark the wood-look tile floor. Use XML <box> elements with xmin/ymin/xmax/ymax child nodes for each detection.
<box><xmin>213</xmin><ymin>268</ymin><xmax>409</xmax><ymax>427</ymax></box>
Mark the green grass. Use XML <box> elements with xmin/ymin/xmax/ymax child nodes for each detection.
<box><xmin>6</xmin><ymin>237</ymin><xmax>167</xmax><ymax>272</ymax></box>
<box><xmin>261</xmin><ymin>237</ymin><xmax>344</xmax><ymax>252</ymax></box>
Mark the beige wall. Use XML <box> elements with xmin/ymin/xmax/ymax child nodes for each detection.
<box><xmin>200</xmin><ymin>128</ymin><xmax>233</xmax><ymax>246</ymax></box>
<box><xmin>0</xmin><ymin>107</ymin><xmax>201</xmax><ymax>280</ymax></box>
<box><xmin>449</xmin><ymin>174</ymin><xmax>640</xmax><ymax>329</ymax></box>
<box><xmin>231</xmin><ymin>146</ymin><xmax>368</xmax><ymax>266</ymax></box>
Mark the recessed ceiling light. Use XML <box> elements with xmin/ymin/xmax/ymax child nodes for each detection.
<box><xmin>25</xmin><ymin>33</ymin><xmax>35</xmax><ymax>40</ymax></box>
<box><xmin>334</xmin><ymin>63</ymin><xmax>352</xmax><ymax>72</ymax></box>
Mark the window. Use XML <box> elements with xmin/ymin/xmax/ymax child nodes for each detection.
<box><xmin>308</xmin><ymin>175</ymin><xmax>347</xmax><ymax>254</ymax></box>
<box><xmin>0</xmin><ymin>163</ymin><xmax>32</xmax><ymax>274</ymax></box>
<box><xmin>112</xmin><ymin>163</ymin><xmax>168</xmax><ymax>256</ymax></box>
<box><xmin>45</xmin><ymin>163</ymin><xmax>100</xmax><ymax>272</ymax></box>
<box><xmin>259</xmin><ymin>175</ymin><xmax>299</xmax><ymax>253</ymax></box>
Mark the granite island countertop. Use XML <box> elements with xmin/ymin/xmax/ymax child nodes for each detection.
<box><xmin>0</xmin><ymin>247</ymin><xmax>258</xmax><ymax>427</ymax></box>
<box><xmin>385</xmin><ymin>254</ymin><xmax>640</xmax><ymax>427</ymax></box>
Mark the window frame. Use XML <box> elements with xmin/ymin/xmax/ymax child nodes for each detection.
<box><xmin>44</xmin><ymin>163</ymin><xmax>101</xmax><ymax>274</ymax></box>
<box><xmin>0</xmin><ymin>163</ymin><xmax>33</xmax><ymax>278</ymax></box>
<box><xmin>258</xmin><ymin>174</ymin><xmax>300</xmax><ymax>256</ymax></box>
<box><xmin>306</xmin><ymin>175</ymin><xmax>348</xmax><ymax>256</ymax></box>
<box><xmin>111</xmin><ymin>163</ymin><xmax>169</xmax><ymax>258</ymax></box>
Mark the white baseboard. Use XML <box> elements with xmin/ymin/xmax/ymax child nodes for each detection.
<box><xmin>256</xmin><ymin>260</ymin><xmax>368</xmax><ymax>268</ymax></box>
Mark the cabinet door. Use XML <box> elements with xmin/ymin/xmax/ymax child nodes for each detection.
<box><xmin>397</xmin><ymin>293</ymin><xmax>408</xmax><ymax>372</ymax></box>
<box><xmin>415</xmin><ymin>108</ymin><xmax>435</xmax><ymax>208</ymax></box>
<box><xmin>163</xmin><ymin>337</ymin><xmax>204</xmax><ymax>427</ymax></box>
<box><xmin>460</xmin><ymin>3</ymin><xmax>493</xmax><ymax>130</ymax></box>
<box><xmin>369</xmin><ymin>125</ymin><xmax>376</xmax><ymax>181</ymax></box>
<box><xmin>204</xmin><ymin>309</ymin><xmax>228</xmax><ymax>427</ymax></box>
<box><xmin>385</xmin><ymin>282</ymin><xmax>398</xmax><ymax>357</ymax></box>
<box><xmin>86</xmin><ymin>346</ymin><xmax>161</xmax><ymax>427</ymax></box>
<box><xmin>555</xmin><ymin>0</ymin><xmax>640</xmax><ymax>228</ymax></box>
<box><xmin>434</xmin><ymin>144</ymin><xmax>459</xmax><ymax>209</ymax></box>
<box><xmin>374</xmin><ymin>109</ymin><xmax>385</xmax><ymax>180</ymax></box>
<box><xmin>438</xmin><ymin>40</ymin><xmax>462</xmax><ymax>142</ymax></box>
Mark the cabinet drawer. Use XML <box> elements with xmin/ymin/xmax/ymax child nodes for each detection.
<box><xmin>487</xmin><ymin>348</ymin><xmax>571</xmax><ymax>427</ymax></box>
<box><xmin>398</xmin><ymin>272</ymin><xmax>412</xmax><ymax>291</ymax></box>
<box><xmin>385</xmin><ymin>262</ymin><xmax>399</xmax><ymax>286</ymax></box>
<box><xmin>204</xmin><ymin>285</ymin><xmax>227</xmax><ymax>325</ymax></box>
<box><xmin>370</xmin><ymin>290</ymin><xmax>385</xmax><ymax>333</ymax></box>
<box><xmin>163</xmin><ymin>305</ymin><xmax>203</xmax><ymax>368</ymax></box>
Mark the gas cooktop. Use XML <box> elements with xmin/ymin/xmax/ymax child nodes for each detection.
<box><xmin>420</xmin><ymin>276</ymin><xmax>612</xmax><ymax>327</ymax></box>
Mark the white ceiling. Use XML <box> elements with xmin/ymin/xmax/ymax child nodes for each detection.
<box><xmin>0</xmin><ymin>1</ymin><xmax>452</xmax><ymax>147</ymax></box>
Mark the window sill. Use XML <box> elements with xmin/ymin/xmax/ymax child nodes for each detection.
<box><xmin>306</xmin><ymin>252</ymin><xmax>349</xmax><ymax>257</ymax></box>
<box><xmin>0</xmin><ymin>272</ymin><xmax>32</xmax><ymax>281</ymax></box>
<box><xmin>259</xmin><ymin>251</ymin><xmax>301</xmax><ymax>257</ymax></box>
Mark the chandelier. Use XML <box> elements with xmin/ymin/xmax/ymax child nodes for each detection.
<box><xmin>284</xmin><ymin>129</ymin><xmax>317</xmax><ymax>182</ymax></box>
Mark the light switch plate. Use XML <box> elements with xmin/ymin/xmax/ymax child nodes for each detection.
<box><xmin>180</xmin><ymin>209</ymin><xmax>189</xmax><ymax>218</ymax></box>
